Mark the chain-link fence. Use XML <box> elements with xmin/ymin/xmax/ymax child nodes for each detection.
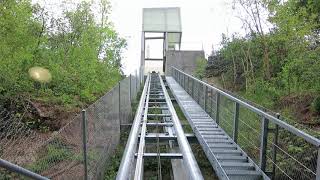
<box><xmin>0</xmin><ymin>71</ymin><xmax>142</xmax><ymax>180</ymax></box>
<box><xmin>172</xmin><ymin>67</ymin><xmax>320</xmax><ymax>180</ymax></box>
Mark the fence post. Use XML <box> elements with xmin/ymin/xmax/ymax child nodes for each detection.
<box><xmin>81</xmin><ymin>110</ymin><xmax>88</xmax><ymax>180</ymax></box>
<box><xmin>191</xmin><ymin>79</ymin><xmax>194</xmax><ymax>98</ymax></box>
<box><xmin>215</xmin><ymin>93</ymin><xmax>220</xmax><ymax>124</ymax></box>
<box><xmin>233</xmin><ymin>102</ymin><xmax>240</xmax><ymax>143</ymax></box>
<box><xmin>260</xmin><ymin>117</ymin><xmax>269</xmax><ymax>172</ymax></box>
<box><xmin>129</xmin><ymin>74</ymin><xmax>132</xmax><ymax>101</ymax></box>
<box><xmin>316</xmin><ymin>148</ymin><xmax>320</xmax><ymax>180</ymax></box>
<box><xmin>204</xmin><ymin>85</ymin><xmax>207</xmax><ymax>111</ymax></box>
<box><xmin>271</xmin><ymin>113</ymin><xmax>280</xmax><ymax>180</ymax></box>
<box><xmin>118</xmin><ymin>82</ymin><xmax>121</xmax><ymax>131</ymax></box>
<box><xmin>135</xmin><ymin>70</ymin><xmax>138</xmax><ymax>95</ymax></box>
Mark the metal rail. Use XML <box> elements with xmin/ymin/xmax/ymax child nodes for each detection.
<box><xmin>116</xmin><ymin>74</ymin><xmax>151</xmax><ymax>180</ymax></box>
<box><xmin>0</xmin><ymin>159</ymin><xmax>49</xmax><ymax>180</ymax></box>
<box><xmin>157</xmin><ymin>73</ymin><xmax>203</xmax><ymax>180</ymax></box>
<box><xmin>172</xmin><ymin>67</ymin><xmax>320</xmax><ymax>147</ymax></box>
<box><xmin>171</xmin><ymin>66</ymin><xmax>320</xmax><ymax>180</ymax></box>
<box><xmin>117</xmin><ymin>72</ymin><xmax>204</xmax><ymax>180</ymax></box>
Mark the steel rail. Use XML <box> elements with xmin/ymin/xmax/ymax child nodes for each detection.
<box><xmin>158</xmin><ymin>74</ymin><xmax>204</xmax><ymax>180</ymax></box>
<box><xmin>172</xmin><ymin>67</ymin><xmax>320</xmax><ymax>147</ymax></box>
<box><xmin>116</xmin><ymin>74</ymin><xmax>150</xmax><ymax>180</ymax></box>
<box><xmin>0</xmin><ymin>158</ymin><xmax>49</xmax><ymax>180</ymax></box>
<box><xmin>134</xmin><ymin>74</ymin><xmax>151</xmax><ymax>180</ymax></box>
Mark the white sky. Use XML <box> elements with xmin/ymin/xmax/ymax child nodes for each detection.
<box><xmin>32</xmin><ymin>0</ymin><xmax>247</xmax><ymax>75</ymax></box>
<box><xmin>109</xmin><ymin>0</ymin><xmax>245</xmax><ymax>74</ymax></box>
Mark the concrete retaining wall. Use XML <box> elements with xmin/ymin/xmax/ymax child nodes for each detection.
<box><xmin>165</xmin><ymin>50</ymin><xmax>205</xmax><ymax>76</ymax></box>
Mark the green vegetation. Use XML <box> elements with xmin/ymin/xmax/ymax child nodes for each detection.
<box><xmin>0</xmin><ymin>0</ymin><xmax>125</xmax><ymax>129</ymax></box>
<box><xmin>28</xmin><ymin>140</ymin><xmax>74</xmax><ymax>173</ymax></box>
<box><xmin>207</xmin><ymin>0</ymin><xmax>320</xmax><ymax>129</ymax></box>
<box><xmin>195</xmin><ymin>57</ymin><xmax>207</xmax><ymax>80</ymax></box>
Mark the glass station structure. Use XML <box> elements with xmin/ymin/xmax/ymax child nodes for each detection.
<box><xmin>141</xmin><ymin>7</ymin><xmax>182</xmax><ymax>75</ymax></box>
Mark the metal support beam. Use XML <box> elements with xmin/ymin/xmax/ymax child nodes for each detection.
<box><xmin>135</xmin><ymin>153</ymin><xmax>183</xmax><ymax>159</ymax></box>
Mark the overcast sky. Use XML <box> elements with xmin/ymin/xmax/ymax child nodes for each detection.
<box><xmin>33</xmin><ymin>0</ymin><xmax>248</xmax><ymax>75</ymax></box>
<box><xmin>109</xmin><ymin>0</ymin><xmax>247</xmax><ymax>74</ymax></box>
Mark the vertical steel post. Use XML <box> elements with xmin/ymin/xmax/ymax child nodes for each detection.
<box><xmin>135</xmin><ymin>70</ymin><xmax>138</xmax><ymax>95</ymax></box>
<box><xmin>260</xmin><ymin>117</ymin><xmax>269</xmax><ymax>172</ymax></box>
<box><xmin>191</xmin><ymin>78</ymin><xmax>194</xmax><ymax>98</ymax></box>
<box><xmin>129</xmin><ymin>74</ymin><xmax>132</xmax><ymax>101</ymax></box>
<box><xmin>316</xmin><ymin>148</ymin><xmax>320</xmax><ymax>180</ymax></box>
<box><xmin>271</xmin><ymin>113</ymin><xmax>280</xmax><ymax>180</ymax></box>
<box><xmin>183</xmin><ymin>73</ymin><xmax>186</xmax><ymax>88</ymax></box>
<box><xmin>210</xmin><ymin>88</ymin><xmax>214</xmax><ymax>117</ymax></box>
<box><xmin>215</xmin><ymin>93</ymin><xmax>220</xmax><ymax>124</ymax></box>
<box><xmin>233</xmin><ymin>102</ymin><xmax>240</xmax><ymax>143</ymax></box>
<box><xmin>204</xmin><ymin>85</ymin><xmax>207</xmax><ymax>111</ymax></box>
<box><xmin>198</xmin><ymin>82</ymin><xmax>201</xmax><ymax>104</ymax></box>
<box><xmin>118</xmin><ymin>82</ymin><xmax>121</xmax><ymax>131</ymax></box>
<box><xmin>82</xmin><ymin>110</ymin><xmax>88</xmax><ymax>180</ymax></box>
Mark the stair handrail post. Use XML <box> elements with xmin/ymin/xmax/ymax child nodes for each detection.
<box><xmin>233</xmin><ymin>102</ymin><xmax>240</xmax><ymax>143</ymax></box>
<box><xmin>204</xmin><ymin>85</ymin><xmax>207</xmax><ymax>111</ymax></box>
<box><xmin>260</xmin><ymin>116</ymin><xmax>269</xmax><ymax>172</ymax></box>
<box><xmin>271</xmin><ymin>113</ymin><xmax>280</xmax><ymax>180</ymax></box>
<box><xmin>316</xmin><ymin>147</ymin><xmax>320</xmax><ymax>180</ymax></box>
<box><xmin>82</xmin><ymin>109</ymin><xmax>88</xmax><ymax>180</ymax></box>
<box><xmin>118</xmin><ymin>82</ymin><xmax>121</xmax><ymax>131</ymax></box>
<box><xmin>215</xmin><ymin>92</ymin><xmax>220</xmax><ymax>124</ymax></box>
<box><xmin>129</xmin><ymin>74</ymin><xmax>132</xmax><ymax>101</ymax></box>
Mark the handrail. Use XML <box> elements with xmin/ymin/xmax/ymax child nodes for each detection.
<box><xmin>0</xmin><ymin>158</ymin><xmax>49</xmax><ymax>180</ymax></box>
<box><xmin>172</xmin><ymin>67</ymin><xmax>320</xmax><ymax>147</ymax></box>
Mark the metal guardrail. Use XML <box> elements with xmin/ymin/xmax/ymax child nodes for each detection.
<box><xmin>0</xmin><ymin>159</ymin><xmax>49</xmax><ymax>180</ymax></box>
<box><xmin>172</xmin><ymin>67</ymin><xmax>320</xmax><ymax>180</ymax></box>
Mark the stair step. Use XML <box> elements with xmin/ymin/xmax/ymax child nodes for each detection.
<box><xmin>212</xmin><ymin>149</ymin><xmax>242</xmax><ymax>155</ymax></box>
<box><xmin>221</xmin><ymin>162</ymin><xmax>255</xmax><ymax>170</ymax></box>
<box><xmin>203</xmin><ymin>135</ymin><xmax>229</xmax><ymax>139</ymax></box>
<box><xmin>197</xmin><ymin>128</ymin><xmax>220</xmax><ymax>131</ymax></box>
<box><xmin>200</xmin><ymin>131</ymin><xmax>224</xmax><ymax>135</ymax></box>
<box><xmin>205</xmin><ymin>139</ymin><xmax>233</xmax><ymax>143</ymax></box>
<box><xmin>226</xmin><ymin>170</ymin><xmax>261</xmax><ymax>180</ymax></box>
<box><xmin>216</xmin><ymin>155</ymin><xmax>248</xmax><ymax>162</ymax></box>
<box><xmin>195</xmin><ymin>125</ymin><xmax>218</xmax><ymax>128</ymax></box>
<box><xmin>208</xmin><ymin>144</ymin><xmax>236</xmax><ymax>149</ymax></box>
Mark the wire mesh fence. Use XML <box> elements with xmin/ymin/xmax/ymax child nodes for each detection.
<box><xmin>172</xmin><ymin>67</ymin><xmax>320</xmax><ymax>180</ymax></box>
<box><xmin>0</xmin><ymin>71</ymin><xmax>141</xmax><ymax>179</ymax></box>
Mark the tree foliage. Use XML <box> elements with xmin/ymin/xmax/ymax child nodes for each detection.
<box><xmin>0</xmin><ymin>0</ymin><xmax>126</xmax><ymax>106</ymax></box>
<box><xmin>209</xmin><ymin>0</ymin><xmax>320</xmax><ymax>97</ymax></box>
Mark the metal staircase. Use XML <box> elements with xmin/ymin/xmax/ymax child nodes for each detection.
<box><xmin>166</xmin><ymin>77</ymin><xmax>269</xmax><ymax>180</ymax></box>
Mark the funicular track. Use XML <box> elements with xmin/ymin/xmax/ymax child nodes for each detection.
<box><xmin>117</xmin><ymin>72</ymin><xmax>204</xmax><ymax>180</ymax></box>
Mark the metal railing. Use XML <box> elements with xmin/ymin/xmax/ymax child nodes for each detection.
<box><xmin>172</xmin><ymin>67</ymin><xmax>320</xmax><ymax>180</ymax></box>
<box><xmin>0</xmin><ymin>70</ymin><xmax>142</xmax><ymax>179</ymax></box>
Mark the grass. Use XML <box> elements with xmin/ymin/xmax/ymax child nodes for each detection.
<box><xmin>27</xmin><ymin>139</ymin><xmax>75</xmax><ymax>174</ymax></box>
<box><xmin>103</xmin><ymin>132</ymin><xmax>128</xmax><ymax>179</ymax></box>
